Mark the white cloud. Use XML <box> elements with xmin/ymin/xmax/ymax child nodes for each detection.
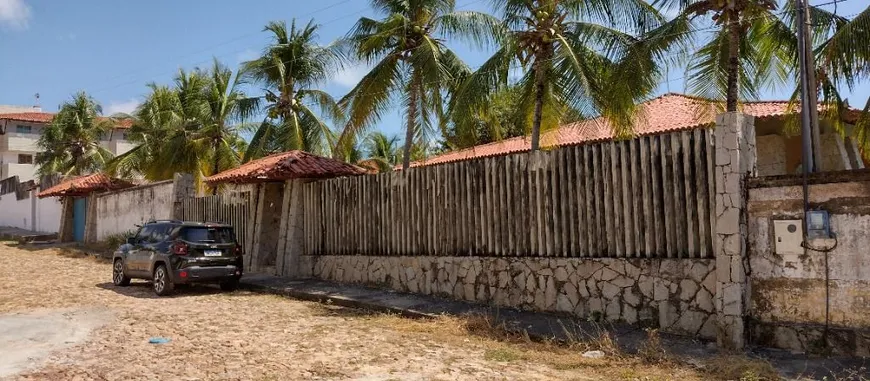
<box><xmin>105</xmin><ymin>98</ymin><xmax>139</xmax><ymax>116</ymax></box>
<box><xmin>0</xmin><ymin>0</ymin><xmax>31</xmax><ymax>30</ymax></box>
<box><xmin>332</xmin><ymin>64</ymin><xmax>370</xmax><ymax>88</ymax></box>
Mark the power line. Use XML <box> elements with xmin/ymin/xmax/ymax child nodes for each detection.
<box><xmin>88</xmin><ymin>0</ymin><xmax>488</xmax><ymax>97</ymax></box>
<box><xmin>88</xmin><ymin>8</ymin><xmax>861</xmax><ymax>126</ymax></box>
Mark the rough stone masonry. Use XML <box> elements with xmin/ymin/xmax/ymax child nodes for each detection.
<box><xmin>311</xmin><ymin>255</ymin><xmax>718</xmax><ymax>338</ymax></box>
<box><xmin>713</xmin><ymin>112</ymin><xmax>756</xmax><ymax>349</ymax></box>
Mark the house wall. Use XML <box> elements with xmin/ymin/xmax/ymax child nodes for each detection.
<box><xmin>756</xmin><ymin>134</ymin><xmax>787</xmax><ymax>177</ymax></box>
<box><xmin>93</xmin><ymin>180</ymin><xmax>175</xmax><ymax>240</ymax></box>
<box><xmin>0</xmin><ymin>190</ymin><xmax>62</xmax><ymax>233</ymax></box>
<box><xmin>756</xmin><ymin>132</ymin><xmax>852</xmax><ymax>177</ymax></box>
<box><xmin>309</xmin><ymin>255</ymin><xmax>717</xmax><ymax>338</ymax></box>
<box><xmin>747</xmin><ymin>174</ymin><xmax>870</xmax><ymax>356</ymax></box>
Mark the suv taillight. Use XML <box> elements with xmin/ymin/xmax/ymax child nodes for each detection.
<box><xmin>172</xmin><ymin>241</ymin><xmax>189</xmax><ymax>255</ymax></box>
<box><xmin>234</xmin><ymin>244</ymin><xmax>243</xmax><ymax>256</ymax></box>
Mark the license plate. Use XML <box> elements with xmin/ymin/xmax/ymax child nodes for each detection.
<box><xmin>203</xmin><ymin>250</ymin><xmax>222</xmax><ymax>257</ymax></box>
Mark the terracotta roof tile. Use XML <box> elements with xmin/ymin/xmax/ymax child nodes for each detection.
<box><xmin>37</xmin><ymin>173</ymin><xmax>135</xmax><ymax>198</ymax></box>
<box><xmin>205</xmin><ymin>150</ymin><xmax>367</xmax><ymax>185</ymax></box>
<box><xmin>0</xmin><ymin>112</ymin><xmax>133</xmax><ymax>129</ymax></box>
<box><xmin>410</xmin><ymin>93</ymin><xmax>862</xmax><ymax>167</ymax></box>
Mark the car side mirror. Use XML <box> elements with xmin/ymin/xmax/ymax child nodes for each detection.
<box><xmin>126</xmin><ymin>237</ymin><xmax>136</xmax><ymax>245</ymax></box>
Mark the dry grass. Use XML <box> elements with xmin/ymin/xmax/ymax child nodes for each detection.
<box><xmin>0</xmin><ymin>243</ymin><xmax>790</xmax><ymax>381</ymax></box>
<box><xmin>349</xmin><ymin>311</ymin><xmax>708</xmax><ymax>380</ymax></box>
<box><xmin>703</xmin><ymin>355</ymin><xmax>781</xmax><ymax>381</ymax></box>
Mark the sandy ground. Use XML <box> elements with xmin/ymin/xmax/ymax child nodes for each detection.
<box><xmin>0</xmin><ymin>243</ymin><xmax>709</xmax><ymax>381</ymax></box>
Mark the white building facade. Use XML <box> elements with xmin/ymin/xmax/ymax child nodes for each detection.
<box><xmin>0</xmin><ymin>108</ymin><xmax>135</xmax><ymax>182</ymax></box>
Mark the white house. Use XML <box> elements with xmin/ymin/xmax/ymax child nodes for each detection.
<box><xmin>0</xmin><ymin>109</ymin><xmax>135</xmax><ymax>182</ymax></box>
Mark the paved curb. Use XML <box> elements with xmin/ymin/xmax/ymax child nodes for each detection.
<box><xmin>238</xmin><ymin>280</ymin><xmax>435</xmax><ymax>320</ymax></box>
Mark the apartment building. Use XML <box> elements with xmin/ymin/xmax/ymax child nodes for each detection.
<box><xmin>0</xmin><ymin>106</ymin><xmax>134</xmax><ymax>182</ymax></box>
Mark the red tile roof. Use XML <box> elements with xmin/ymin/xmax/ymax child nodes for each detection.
<box><xmin>205</xmin><ymin>150</ymin><xmax>367</xmax><ymax>185</ymax></box>
<box><xmin>0</xmin><ymin>112</ymin><xmax>133</xmax><ymax>129</ymax></box>
<box><xmin>37</xmin><ymin>173</ymin><xmax>134</xmax><ymax>198</ymax></box>
<box><xmin>410</xmin><ymin>93</ymin><xmax>862</xmax><ymax>167</ymax></box>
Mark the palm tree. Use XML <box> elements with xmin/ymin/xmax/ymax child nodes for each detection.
<box><xmin>108</xmin><ymin>61</ymin><xmax>254</xmax><ymax>188</ymax></box>
<box><xmin>242</xmin><ymin>20</ymin><xmax>344</xmax><ymax>160</ymax></box>
<box><xmin>36</xmin><ymin>92</ymin><xmax>115</xmax><ymax>176</ymax></box>
<box><xmin>337</xmin><ymin>0</ymin><xmax>499</xmax><ymax>169</ymax></box>
<box><xmin>453</xmin><ymin>0</ymin><xmax>684</xmax><ymax>151</ymax></box>
<box><xmin>656</xmin><ymin>0</ymin><xmax>780</xmax><ymax>111</ymax></box>
<box><xmin>362</xmin><ymin>131</ymin><xmax>401</xmax><ymax>172</ymax></box>
<box><xmin>201</xmin><ymin>60</ymin><xmax>260</xmax><ymax>192</ymax></box>
<box><xmin>448</xmin><ymin>84</ymin><xmax>533</xmax><ymax>149</ymax></box>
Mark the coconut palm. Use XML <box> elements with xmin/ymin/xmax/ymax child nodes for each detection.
<box><xmin>361</xmin><ymin>131</ymin><xmax>401</xmax><ymax>172</ymax></box>
<box><xmin>36</xmin><ymin>92</ymin><xmax>115</xmax><ymax>176</ymax></box>
<box><xmin>771</xmin><ymin>3</ymin><xmax>870</xmax><ymax>155</ymax></box>
<box><xmin>108</xmin><ymin>60</ymin><xmax>255</xmax><ymax>188</ymax></box>
<box><xmin>336</xmin><ymin>0</ymin><xmax>500</xmax><ymax>169</ymax></box>
<box><xmin>453</xmin><ymin>0</ymin><xmax>686</xmax><ymax>151</ymax></box>
<box><xmin>655</xmin><ymin>0</ymin><xmax>782</xmax><ymax>111</ymax></box>
<box><xmin>242</xmin><ymin>20</ymin><xmax>344</xmax><ymax>160</ymax></box>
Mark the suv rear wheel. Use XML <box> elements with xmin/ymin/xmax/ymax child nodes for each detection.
<box><xmin>112</xmin><ymin>259</ymin><xmax>131</xmax><ymax>286</ymax></box>
<box><xmin>153</xmin><ymin>264</ymin><xmax>174</xmax><ymax>296</ymax></box>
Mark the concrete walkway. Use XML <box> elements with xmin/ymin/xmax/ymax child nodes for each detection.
<box><xmin>0</xmin><ymin>226</ymin><xmax>56</xmax><ymax>243</ymax></box>
<box><xmin>239</xmin><ymin>273</ymin><xmax>868</xmax><ymax>379</ymax></box>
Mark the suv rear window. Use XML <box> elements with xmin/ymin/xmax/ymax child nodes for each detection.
<box><xmin>179</xmin><ymin>227</ymin><xmax>236</xmax><ymax>243</ymax></box>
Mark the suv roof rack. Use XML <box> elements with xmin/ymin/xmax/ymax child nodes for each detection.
<box><xmin>145</xmin><ymin>219</ymin><xmax>183</xmax><ymax>224</ymax></box>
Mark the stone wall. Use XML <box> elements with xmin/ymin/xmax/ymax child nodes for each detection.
<box><xmin>747</xmin><ymin>173</ymin><xmax>870</xmax><ymax>356</ymax></box>
<box><xmin>310</xmin><ymin>255</ymin><xmax>717</xmax><ymax>338</ymax></box>
<box><xmin>713</xmin><ymin>112</ymin><xmax>756</xmax><ymax>349</ymax></box>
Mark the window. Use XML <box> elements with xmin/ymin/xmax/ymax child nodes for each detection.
<box><xmin>180</xmin><ymin>226</ymin><xmax>236</xmax><ymax>243</ymax></box>
<box><xmin>148</xmin><ymin>224</ymin><xmax>174</xmax><ymax>243</ymax></box>
<box><xmin>16</xmin><ymin>125</ymin><xmax>32</xmax><ymax>134</ymax></box>
<box><xmin>134</xmin><ymin>226</ymin><xmax>154</xmax><ymax>244</ymax></box>
<box><xmin>17</xmin><ymin>154</ymin><xmax>33</xmax><ymax>164</ymax></box>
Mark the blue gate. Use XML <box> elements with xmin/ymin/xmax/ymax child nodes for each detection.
<box><xmin>73</xmin><ymin>197</ymin><xmax>87</xmax><ymax>242</ymax></box>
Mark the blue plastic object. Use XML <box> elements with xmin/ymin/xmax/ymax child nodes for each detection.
<box><xmin>148</xmin><ymin>337</ymin><xmax>171</xmax><ymax>344</ymax></box>
<box><xmin>806</xmin><ymin>210</ymin><xmax>831</xmax><ymax>240</ymax></box>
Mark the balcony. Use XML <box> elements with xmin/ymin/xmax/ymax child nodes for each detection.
<box><xmin>0</xmin><ymin>132</ymin><xmax>39</xmax><ymax>152</ymax></box>
<box><xmin>100</xmin><ymin>139</ymin><xmax>136</xmax><ymax>156</ymax></box>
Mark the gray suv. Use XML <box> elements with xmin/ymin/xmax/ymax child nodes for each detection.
<box><xmin>112</xmin><ymin>220</ymin><xmax>244</xmax><ymax>296</ymax></box>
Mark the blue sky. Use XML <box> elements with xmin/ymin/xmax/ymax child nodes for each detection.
<box><xmin>0</xmin><ymin>0</ymin><xmax>867</xmax><ymax>140</ymax></box>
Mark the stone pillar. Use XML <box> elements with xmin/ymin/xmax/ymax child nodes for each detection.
<box><xmin>83</xmin><ymin>193</ymin><xmax>99</xmax><ymax>243</ymax></box>
<box><xmin>57</xmin><ymin>197</ymin><xmax>75</xmax><ymax>242</ymax></box>
<box><xmin>171</xmin><ymin>173</ymin><xmax>195</xmax><ymax>219</ymax></box>
<box><xmin>277</xmin><ymin>179</ymin><xmax>306</xmax><ymax>278</ymax></box>
<box><xmin>714</xmin><ymin>112</ymin><xmax>756</xmax><ymax>349</ymax></box>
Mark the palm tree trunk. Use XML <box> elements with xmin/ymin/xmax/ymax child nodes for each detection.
<box><xmin>211</xmin><ymin>136</ymin><xmax>220</xmax><ymax>195</ymax></box>
<box><xmin>531</xmin><ymin>58</ymin><xmax>546</xmax><ymax>151</ymax></box>
<box><xmin>402</xmin><ymin>76</ymin><xmax>420</xmax><ymax>170</ymax></box>
<box><xmin>726</xmin><ymin>14</ymin><xmax>741</xmax><ymax>112</ymax></box>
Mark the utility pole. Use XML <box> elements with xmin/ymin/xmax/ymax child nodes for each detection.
<box><xmin>803</xmin><ymin>1</ymin><xmax>823</xmax><ymax>171</ymax></box>
<box><xmin>795</xmin><ymin>0</ymin><xmax>816</xmax><ymax>173</ymax></box>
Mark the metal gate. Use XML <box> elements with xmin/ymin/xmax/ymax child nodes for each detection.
<box><xmin>72</xmin><ymin>197</ymin><xmax>87</xmax><ymax>242</ymax></box>
<box><xmin>178</xmin><ymin>192</ymin><xmax>252</xmax><ymax>253</ymax></box>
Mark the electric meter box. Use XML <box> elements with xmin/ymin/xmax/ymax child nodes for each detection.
<box><xmin>806</xmin><ymin>210</ymin><xmax>831</xmax><ymax>240</ymax></box>
<box><xmin>773</xmin><ymin>220</ymin><xmax>803</xmax><ymax>255</ymax></box>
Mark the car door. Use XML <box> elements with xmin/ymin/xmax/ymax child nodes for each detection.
<box><xmin>127</xmin><ymin>225</ymin><xmax>155</xmax><ymax>276</ymax></box>
<box><xmin>142</xmin><ymin>224</ymin><xmax>173</xmax><ymax>274</ymax></box>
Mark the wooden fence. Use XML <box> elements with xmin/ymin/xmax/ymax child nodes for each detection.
<box><xmin>302</xmin><ymin>129</ymin><xmax>716</xmax><ymax>259</ymax></box>
<box><xmin>178</xmin><ymin>192</ymin><xmax>253</xmax><ymax>252</ymax></box>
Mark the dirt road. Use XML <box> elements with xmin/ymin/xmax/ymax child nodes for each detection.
<box><xmin>0</xmin><ymin>243</ymin><xmax>706</xmax><ymax>380</ymax></box>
